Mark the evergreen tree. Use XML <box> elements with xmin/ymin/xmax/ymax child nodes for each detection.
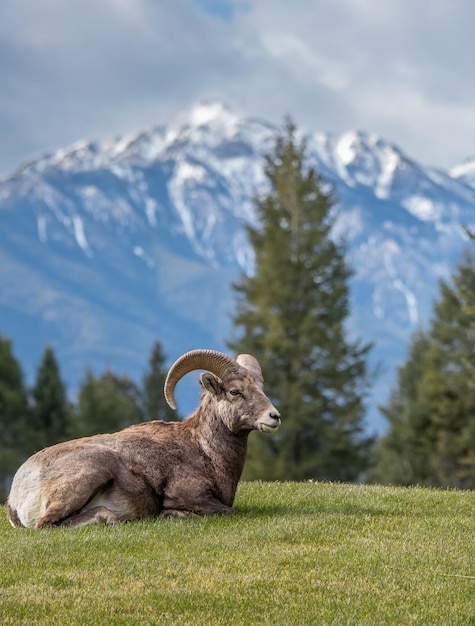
<box><xmin>74</xmin><ymin>369</ymin><xmax>144</xmax><ymax>438</ymax></box>
<box><xmin>30</xmin><ymin>346</ymin><xmax>71</xmax><ymax>450</ymax></box>
<box><xmin>462</xmin><ymin>224</ymin><xmax>475</xmax><ymax>241</ymax></box>
<box><xmin>373</xmin><ymin>249</ymin><xmax>475</xmax><ymax>488</ymax></box>
<box><xmin>370</xmin><ymin>331</ymin><xmax>434</xmax><ymax>485</ymax></box>
<box><xmin>228</xmin><ymin>119</ymin><xmax>373</xmax><ymax>481</ymax></box>
<box><xmin>460</xmin><ymin>227</ymin><xmax>475</xmax><ymax>331</ymax></box>
<box><xmin>142</xmin><ymin>341</ymin><xmax>177</xmax><ymax>422</ymax></box>
<box><xmin>0</xmin><ymin>337</ymin><xmax>29</xmax><ymax>500</ymax></box>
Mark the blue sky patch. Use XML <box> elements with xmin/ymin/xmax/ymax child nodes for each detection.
<box><xmin>194</xmin><ymin>0</ymin><xmax>235</xmax><ymax>21</ymax></box>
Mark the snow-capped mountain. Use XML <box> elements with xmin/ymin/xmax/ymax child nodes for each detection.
<box><xmin>1</xmin><ymin>101</ymin><xmax>474</xmax><ymax>431</ymax></box>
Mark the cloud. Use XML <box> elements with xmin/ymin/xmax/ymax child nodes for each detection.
<box><xmin>1</xmin><ymin>0</ymin><xmax>475</xmax><ymax>177</ymax></box>
<box><xmin>232</xmin><ymin>0</ymin><xmax>475</xmax><ymax>165</ymax></box>
<box><xmin>0</xmin><ymin>0</ymin><xmax>245</xmax><ymax>174</ymax></box>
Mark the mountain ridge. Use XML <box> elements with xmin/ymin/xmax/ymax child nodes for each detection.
<box><xmin>1</xmin><ymin>101</ymin><xmax>474</xmax><ymax>430</ymax></box>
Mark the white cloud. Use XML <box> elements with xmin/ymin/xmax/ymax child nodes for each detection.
<box><xmin>1</xmin><ymin>0</ymin><xmax>475</xmax><ymax>177</ymax></box>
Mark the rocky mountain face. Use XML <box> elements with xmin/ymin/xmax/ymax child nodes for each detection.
<box><xmin>1</xmin><ymin>101</ymin><xmax>474</xmax><ymax>430</ymax></box>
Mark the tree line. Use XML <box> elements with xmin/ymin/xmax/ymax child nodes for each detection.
<box><xmin>2</xmin><ymin>118</ymin><xmax>475</xmax><ymax>499</ymax></box>
<box><xmin>371</xmin><ymin>247</ymin><xmax>475</xmax><ymax>488</ymax></box>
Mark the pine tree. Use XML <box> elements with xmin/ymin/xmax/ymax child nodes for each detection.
<box><xmin>0</xmin><ymin>337</ymin><xmax>29</xmax><ymax>500</ymax></box>
<box><xmin>373</xmin><ymin>249</ymin><xmax>475</xmax><ymax>488</ymax></box>
<box><xmin>427</xmin><ymin>249</ymin><xmax>475</xmax><ymax>487</ymax></box>
<box><xmin>30</xmin><ymin>346</ymin><xmax>71</xmax><ymax>450</ymax></box>
<box><xmin>460</xmin><ymin>228</ymin><xmax>475</xmax><ymax>333</ymax></box>
<box><xmin>74</xmin><ymin>369</ymin><xmax>144</xmax><ymax>438</ymax></box>
<box><xmin>370</xmin><ymin>331</ymin><xmax>434</xmax><ymax>485</ymax></box>
<box><xmin>228</xmin><ymin>119</ymin><xmax>373</xmax><ymax>481</ymax></box>
<box><xmin>142</xmin><ymin>341</ymin><xmax>177</xmax><ymax>422</ymax></box>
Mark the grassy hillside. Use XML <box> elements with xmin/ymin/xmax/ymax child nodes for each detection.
<box><xmin>1</xmin><ymin>482</ymin><xmax>474</xmax><ymax>625</ymax></box>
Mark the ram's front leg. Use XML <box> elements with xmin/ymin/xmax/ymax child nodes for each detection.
<box><xmin>193</xmin><ymin>498</ymin><xmax>236</xmax><ymax>515</ymax></box>
<box><xmin>161</xmin><ymin>494</ymin><xmax>236</xmax><ymax>518</ymax></box>
<box><xmin>159</xmin><ymin>509</ymin><xmax>199</xmax><ymax>519</ymax></box>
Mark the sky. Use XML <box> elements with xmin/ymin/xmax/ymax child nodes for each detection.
<box><xmin>1</xmin><ymin>0</ymin><xmax>475</xmax><ymax>179</ymax></box>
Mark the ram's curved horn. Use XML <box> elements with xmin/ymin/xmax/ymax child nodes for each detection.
<box><xmin>164</xmin><ymin>350</ymin><xmax>241</xmax><ymax>409</ymax></box>
<box><xmin>236</xmin><ymin>354</ymin><xmax>263</xmax><ymax>378</ymax></box>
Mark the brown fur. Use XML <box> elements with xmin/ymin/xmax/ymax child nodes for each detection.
<box><xmin>7</xmin><ymin>365</ymin><xmax>280</xmax><ymax>528</ymax></box>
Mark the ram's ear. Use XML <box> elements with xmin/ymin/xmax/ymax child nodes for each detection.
<box><xmin>200</xmin><ymin>372</ymin><xmax>222</xmax><ymax>397</ymax></box>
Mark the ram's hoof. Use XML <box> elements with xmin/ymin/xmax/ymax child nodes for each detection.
<box><xmin>159</xmin><ymin>509</ymin><xmax>198</xmax><ymax>519</ymax></box>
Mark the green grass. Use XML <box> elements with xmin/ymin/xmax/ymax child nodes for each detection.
<box><xmin>1</xmin><ymin>482</ymin><xmax>474</xmax><ymax>625</ymax></box>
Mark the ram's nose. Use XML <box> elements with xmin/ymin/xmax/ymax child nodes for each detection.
<box><xmin>258</xmin><ymin>407</ymin><xmax>281</xmax><ymax>433</ymax></box>
<box><xmin>269</xmin><ymin>409</ymin><xmax>281</xmax><ymax>425</ymax></box>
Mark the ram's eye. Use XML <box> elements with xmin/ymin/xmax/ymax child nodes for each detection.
<box><xmin>229</xmin><ymin>389</ymin><xmax>242</xmax><ymax>397</ymax></box>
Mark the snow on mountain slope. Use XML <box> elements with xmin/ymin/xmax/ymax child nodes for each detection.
<box><xmin>1</xmin><ymin>101</ymin><xmax>474</xmax><ymax>430</ymax></box>
<box><xmin>450</xmin><ymin>157</ymin><xmax>475</xmax><ymax>189</ymax></box>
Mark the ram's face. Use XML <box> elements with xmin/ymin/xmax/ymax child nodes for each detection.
<box><xmin>201</xmin><ymin>371</ymin><xmax>281</xmax><ymax>434</ymax></box>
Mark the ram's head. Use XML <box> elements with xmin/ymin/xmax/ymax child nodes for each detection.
<box><xmin>164</xmin><ymin>349</ymin><xmax>281</xmax><ymax>434</ymax></box>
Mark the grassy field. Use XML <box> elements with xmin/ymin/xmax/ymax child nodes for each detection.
<box><xmin>1</xmin><ymin>481</ymin><xmax>474</xmax><ymax>625</ymax></box>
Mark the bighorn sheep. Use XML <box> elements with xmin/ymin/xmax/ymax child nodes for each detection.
<box><xmin>7</xmin><ymin>349</ymin><xmax>280</xmax><ymax>528</ymax></box>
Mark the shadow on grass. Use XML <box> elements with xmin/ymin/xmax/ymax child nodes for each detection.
<box><xmin>234</xmin><ymin>482</ymin><xmax>456</xmax><ymax>520</ymax></box>
<box><xmin>237</xmin><ymin>501</ymin><xmax>395</xmax><ymax>519</ymax></box>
